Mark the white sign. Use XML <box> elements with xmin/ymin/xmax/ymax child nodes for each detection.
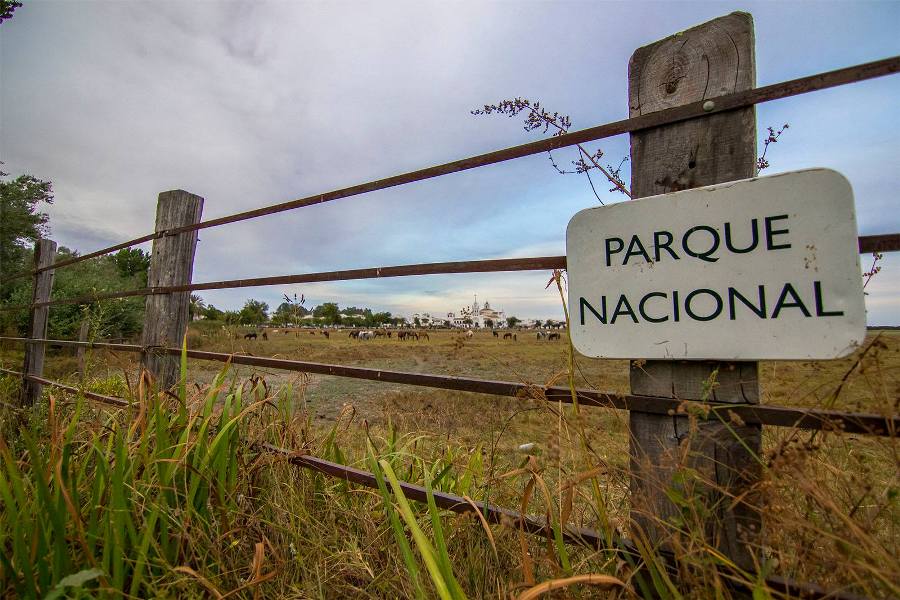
<box><xmin>566</xmin><ymin>169</ymin><xmax>865</xmax><ymax>360</ymax></box>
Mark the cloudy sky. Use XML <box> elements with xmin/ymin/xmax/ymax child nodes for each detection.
<box><xmin>2</xmin><ymin>1</ymin><xmax>899</xmax><ymax>323</ymax></box>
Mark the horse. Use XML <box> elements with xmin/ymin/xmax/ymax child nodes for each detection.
<box><xmin>503</xmin><ymin>332</ymin><xmax>512</xmax><ymax>340</ymax></box>
<box><xmin>419</xmin><ymin>332</ymin><xmax>430</xmax><ymax>341</ymax></box>
<box><xmin>244</xmin><ymin>332</ymin><xmax>257</xmax><ymax>340</ymax></box>
<box><xmin>322</xmin><ymin>331</ymin><xmax>330</xmax><ymax>339</ymax></box>
<box><xmin>548</xmin><ymin>332</ymin><xmax>561</xmax><ymax>341</ymax></box>
<box><xmin>262</xmin><ymin>332</ymin><xmax>268</xmax><ymax>341</ymax></box>
<box><xmin>492</xmin><ymin>330</ymin><xmax>499</xmax><ymax>338</ymax></box>
<box><xmin>536</xmin><ymin>332</ymin><xmax>546</xmax><ymax>340</ymax></box>
<box><xmin>349</xmin><ymin>331</ymin><xmax>360</xmax><ymax>339</ymax></box>
<box><xmin>465</xmin><ymin>330</ymin><xmax>474</xmax><ymax>339</ymax></box>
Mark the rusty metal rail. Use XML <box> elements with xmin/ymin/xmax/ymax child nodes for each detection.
<box><xmin>15</xmin><ymin>256</ymin><xmax>568</xmax><ymax>310</ymax></box>
<box><xmin>0</xmin><ymin>366</ymin><xmax>873</xmax><ymax>600</ymax></box>
<box><xmin>2</xmin><ymin>337</ymin><xmax>896</xmax><ymax>436</ymax></box>
<box><xmin>0</xmin><ymin>367</ymin><xmax>129</xmax><ymax>407</ymax></box>
<box><xmin>1</xmin><ymin>55</ymin><xmax>897</xmax><ymax>285</ymax></box>
<box><xmin>1</xmin><ymin>232</ymin><xmax>897</xmax><ymax>312</ymax></box>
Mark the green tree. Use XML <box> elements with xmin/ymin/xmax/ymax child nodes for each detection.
<box><xmin>113</xmin><ymin>247</ymin><xmax>150</xmax><ymax>280</ymax></box>
<box><xmin>203</xmin><ymin>304</ymin><xmax>224</xmax><ymax>321</ymax></box>
<box><xmin>414</xmin><ymin>316</ymin><xmax>422</xmax><ymax>328</ymax></box>
<box><xmin>372</xmin><ymin>311</ymin><xmax>392</xmax><ymax>326</ymax></box>
<box><xmin>239</xmin><ymin>299</ymin><xmax>269</xmax><ymax>325</ymax></box>
<box><xmin>0</xmin><ymin>172</ymin><xmax>54</xmax><ymax>297</ymax></box>
<box><xmin>189</xmin><ymin>295</ymin><xmax>206</xmax><ymax>320</ymax></box>
<box><xmin>533</xmin><ymin>319</ymin><xmax>543</xmax><ymax>328</ymax></box>
<box><xmin>506</xmin><ymin>316</ymin><xmax>520</xmax><ymax>328</ymax></box>
<box><xmin>315</xmin><ymin>302</ymin><xmax>341</xmax><ymax>325</ymax></box>
<box><xmin>3</xmin><ymin>246</ymin><xmax>147</xmax><ymax>339</ymax></box>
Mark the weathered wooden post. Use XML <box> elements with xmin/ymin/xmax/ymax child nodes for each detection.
<box><xmin>140</xmin><ymin>190</ymin><xmax>203</xmax><ymax>390</ymax></box>
<box><xmin>627</xmin><ymin>12</ymin><xmax>762</xmax><ymax>568</ymax></box>
<box><xmin>21</xmin><ymin>238</ymin><xmax>57</xmax><ymax>406</ymax></box>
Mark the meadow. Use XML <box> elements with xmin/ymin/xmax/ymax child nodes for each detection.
<box><xmin>0</xmin><ymin>326</ymin><xmax>897</xmax><ymax>598</ymax></box>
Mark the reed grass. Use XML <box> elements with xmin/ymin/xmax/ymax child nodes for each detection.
<box><xmin>0</xmin><ymin>334</ymin><xmax>897</xmax><ymax>598</ymax></box>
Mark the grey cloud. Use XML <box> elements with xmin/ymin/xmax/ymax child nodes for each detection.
<box><xmin>2</xmin><ymin>1</ymin><xmax>899</xmax><ymax>323</ymax></box>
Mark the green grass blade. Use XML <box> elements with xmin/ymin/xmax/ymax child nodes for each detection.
<box><xmin>367</xmin><ymin>441</ymin><xmax>425</xmax><ymax>600</ymax></box>
<box><xmin>379</xmin><ymin>459</ymin><xmax>455</xmax><ymax>600</ymax></box>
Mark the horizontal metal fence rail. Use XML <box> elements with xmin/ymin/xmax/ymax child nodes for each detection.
<box><xmin>1</xmin><ymin>232</ymin><xmax>897</xmax><ymax>312</ymax></box>
<box><xmin>0</xmin><ymin>367</ymin><xmax>129</xmax><ymax>407</ymax></box>
<box><xmin>10</xmin><ymin>256</ymin><xmax>569</xmax><ymax>311</ymax></box>
<box><xmin>0</xmin><ymin>366</ymin><xmax>872</xmax><ymax>600</ymax></box>
<box><xmin>2</xmin><ymin>337</ymin><xmax>895</xmax><ymax>436</ymax></box>
<box><xmin>1</xmin><ymin>56</ymin><xmax>897</xmax><ymax>286</ymax></box>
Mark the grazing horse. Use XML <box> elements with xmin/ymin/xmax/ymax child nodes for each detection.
<box><xmin>262</xmin><ymin>332</ymin><xmax>268</xmax><ymax>341</ymax></box>
<box><xmin>310</xmin><ymin>331</ymin><xmax>316</xmax><ymax>336</ymax></box>
<box><xmin>387</xmin><ymin>331</ymin><xmax>392</xmax><ymax>338</ymax></box>
<box><xmin>349</xmin><ymin>331</ymin><xmax>360</xmax><ymax>339</ymax></box>
<box><xmin>465</xmin><ymin>330</ymin><xmax>474</xmax><ymax>339</ymax></box>
<box><xmin>492</xmin><ymin>330</ymin><xmax>499</xmax><ymax>338</ymax></box>
<box><xmin>419</xmin><ymin>332</ymin><xmax>430</xmax><ymax>341</ymax></box>
<box><xmin>244</xmin><ymin>332</ymin><xmax>257</xmax><ymax>340</ymax></box>
<box><xmin>548</xmin><ymin>332</ymin><xmax>561</xmax><ymax>341</ymax></box>
<box><xmin>503</xmin><ymin>332</ymin><xmax>512</xmax><ymax>340</ymax></box>
<box><xmin>322</xmin><ymin>331</ymin><xmax>330</xmax><ymax>339</ymax></box>
<box><xmin>536</xmin><ymin>332</ymin><xmax>546</xmax><ymax>340</ymax></box>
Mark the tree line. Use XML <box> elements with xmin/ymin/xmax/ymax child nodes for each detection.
<box><xmin>192</xmin><ymin>298</ymin><xmax>400</xmax><ymax>328</ymax></box>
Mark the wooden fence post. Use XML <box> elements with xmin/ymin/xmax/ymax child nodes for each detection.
<box><xmin>627</xmin><ymin>12</ymin><xmax>762</xmax><ymax>569</ymax></box>
<box><xmin>140</xmin><ymin>190</ymin><xmax>204</xmax><ymax>390</ymax></box>
<box><xmin>21</xmin><ymin>238</ymin><xmax>57</xmax><ymax>407</ymax></box>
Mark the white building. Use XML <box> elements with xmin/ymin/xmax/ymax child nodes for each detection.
<box><xmin>448</xmin><ymin>296</ymin><xmax>507</xmax><ymax>328</ymax></box>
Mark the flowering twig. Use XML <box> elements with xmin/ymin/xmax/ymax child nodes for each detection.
<box><xmin>757</xmin><ymin>124</ymin><xmax>789</xmax><ymax>171</ymax></box>
<box><xmin>863</xmin><ymin>252</ymin><xmax>883</xmax><ymax>289</ymax></box>
<box><xmin>472</xmin><ymin>98</ymin><xmax>632</xmax><ymax>202</ymax></box>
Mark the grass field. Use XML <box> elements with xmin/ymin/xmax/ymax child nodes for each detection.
<box><xmin>0</xmin><ymin>327</ymin><xmax>897</xmax><ymax>598</ymax></box>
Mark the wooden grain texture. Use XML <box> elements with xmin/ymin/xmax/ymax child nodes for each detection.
<box><xmin>628</xmin><ymin>12</ymin><xmax>762</xmax><ymax>569</ymax></box>
<box><xmin>21</xmin><ymin>239</ymin><xmax>56</xmax><ymax>406</ymax></box>
<box><xmin>140</xmin><ymin>190</ymin><xmax>203</xmax><ymax>390</ymax></box>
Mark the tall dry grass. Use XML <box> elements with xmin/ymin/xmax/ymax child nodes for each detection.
<box><xmin>0</xmin><ymin>328</ymin><xmax>897</xmax><ymax>598</ymax></box>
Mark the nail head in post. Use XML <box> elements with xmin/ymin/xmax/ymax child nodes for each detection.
<box><xmin>702</xmin><ymin>100</ymin><xmax>715</xmax><ymax>112</ymax></box>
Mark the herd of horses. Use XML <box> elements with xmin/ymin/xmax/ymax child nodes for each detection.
<box><xmin>238</xmin><ymin>329</ymin><xmax>562</xmax><ymax>342</ymax></box>
<box><xmin>349</xmin><ymin>330</ymin><xmax>430</xmax><ymax>340</ymax></box>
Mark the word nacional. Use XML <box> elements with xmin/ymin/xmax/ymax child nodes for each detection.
<box><xmin>566</xmin><ymin>169</ymin><xmax>866</xmax><ymax>360</ymax></box>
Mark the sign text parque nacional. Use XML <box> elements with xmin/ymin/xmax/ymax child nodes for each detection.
<box><xmin>566</xmin><ymin>169</ymin><xmax>865</xmax><ymax>360</ymax></box>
